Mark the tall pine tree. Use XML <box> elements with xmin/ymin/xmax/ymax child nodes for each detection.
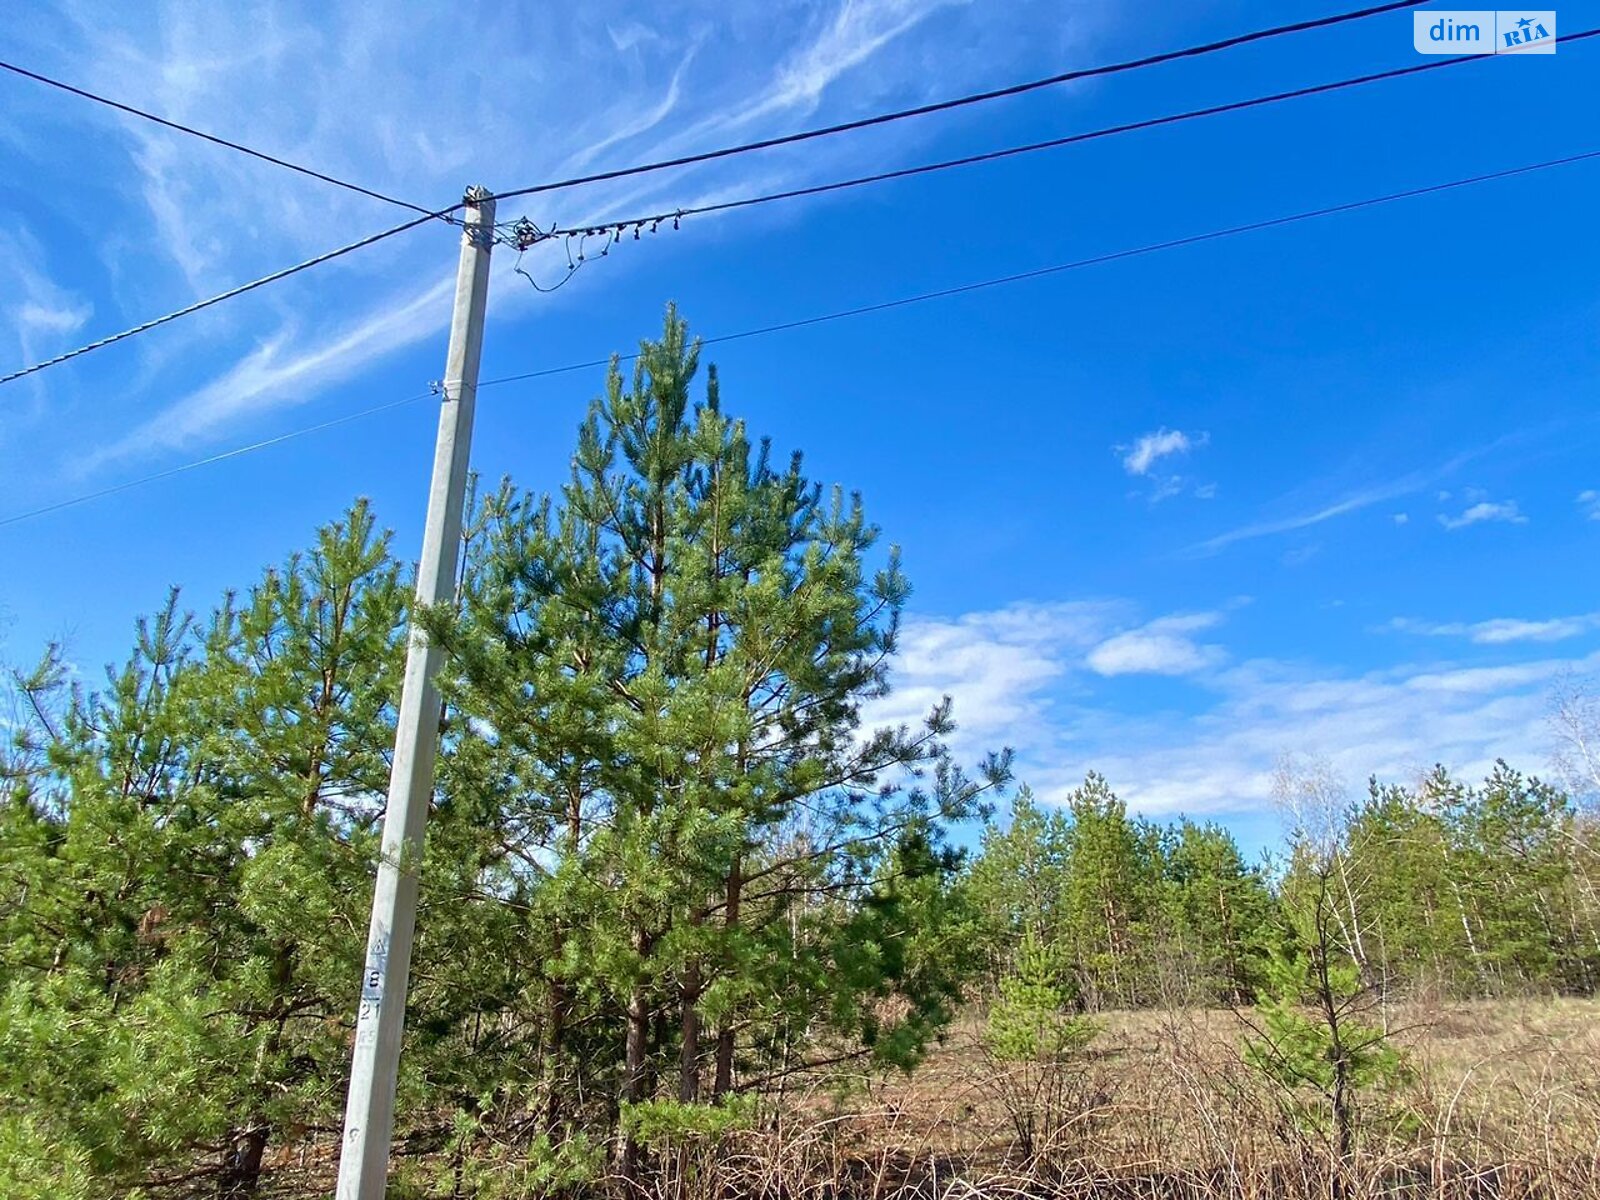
<box><xmin>431</xmin><ymin>308</ymin><xmax>1009</xmax><ymax>1183</ymax></box>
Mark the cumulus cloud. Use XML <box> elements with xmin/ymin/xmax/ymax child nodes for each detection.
<box><xmin>1086</xmin><ymin>612</ymin><xmax>1225</xmax><ymax>677</ymax></box>
<box><xmin>865</xmin><ymin>600</ymin><xmax>1124</xmax><ymax>747</ymax></box>
<box><xmin>865</xmin><ymin>597</ymin><xmax>1599</xmax><ymax>820</ymax></box>
<box><xmin>1438</xmin><ymin>499</ymin><xmax>1527</xmax><ymax>530</ymax></box>
<box><xmin>1078</xmin><ymin>650</ymin><xmax>1595</xmax><ymax>817</ymax></box>
<box><xmin>1117</xmin><ymin>428</ymin><xmax>1211</xmax><ymax>504</ymax></box>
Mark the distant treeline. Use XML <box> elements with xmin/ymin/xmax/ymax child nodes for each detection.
<box><xmin>965</xmin><ymin>764</ymin><xmax>1600</xmax><ymax>1014</ymax></box>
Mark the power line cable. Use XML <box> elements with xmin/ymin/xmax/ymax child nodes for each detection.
<box><xmin>0</xmin><ymin>393</ymin><xmax>434</xmax><ymax>528</ymax></box>
<box><xmin>0</xmin><ymin>1</ymin><xmax>1439</xmax><ymax>389</ymax></box>
<box><xmin>516</xmin><ymin>34</ymin><xmax>1599</xmax><ymax>249</ymax></box>
<box><xmin>493</xmin><ymin>0</ymin><xmax>1432</xmax><ymax>206</ymax></box>
<box><xmin>6</xmin><ymin>144</ymin><xmax>1591</xmax><ymax>529</ymax></box>
<box><xmin>483</xmin><ymin>147</ymin><xmax>1600</xmax><ymax>388</ymax></box>
<box><xmin>0</xmin><ymin>207</ymin><xmax>454</xmax><ymax>388</ymax></box>
<box><xmin>6</xmin><ymin>8</ymin><xmax>1578</xmax><ymax>392</ymax></box>
<box><xmin>0</xmin><ymin>59</ymin><xmax>436</xmax><ymax>216</ymax></box>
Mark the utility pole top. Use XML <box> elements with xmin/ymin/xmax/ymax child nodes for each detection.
<box><xmin>464</xmin><ymin>184</ymin><xmax>493</xmax><ymax>205</ymax></box>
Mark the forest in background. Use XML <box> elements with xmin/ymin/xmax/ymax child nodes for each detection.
<box><xmin>3</xmin><ymin>311</ymin><xmax>1599</xmax><ymax>1200</ymax></box>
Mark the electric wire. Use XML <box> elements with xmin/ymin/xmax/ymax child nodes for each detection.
<box><xmin>516</xmin><ymin>33</ymin><xmax>1600</xmax><ymax>249</ymax></box>
<box><xmin>0</xmin><ymin>393</ymin><xmax>435</xmax><ymax>528</ymax></box>
<box><xmin>492</xmin><ymin>0</ymin><xmax>1433</xmax><ymax>206</ymax></box>
<box><xmin>0</xmin><ymin>207</ymin><xmax>453</xmax><ymax>387</ymax></box>
<box><xmin>0</xmin><ymin>0</ymin><xmax>1446</xmax><ymax>388</ymax></box>
<box><xmin>483</xmin><ymin>148</ymin><xmax>1600</xmax><ymax>388</ymax></box>
<box><xmin>3</xmin><ymin>6</ymin><xmax>1574</xmax><ymax>389</ymax></box>
<box><xmin>0</xmin><ymin>59</ymin><xmax>435</xmax><ymax>216</ymax></box>
<box><xmin>5</xmin><ymin>144</ymin><xmax>1591</xmax><ymax>529</ymax></box>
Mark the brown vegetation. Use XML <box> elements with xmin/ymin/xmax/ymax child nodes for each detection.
<box><xmin>237</xmin><ymin>997</ymin><xmax>1600</xmax><ymax>1199</ymax></box>
<box><xmin>718</xmin><ymin>999</ymin><xmax>1599</xmax><ymax>1200</ymax></box>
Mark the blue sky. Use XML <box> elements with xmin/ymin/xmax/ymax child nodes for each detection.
<box><xmin>1</xmin><ymin>1</ymin><xmax>1597</xmax><ymax>851</ymax></box>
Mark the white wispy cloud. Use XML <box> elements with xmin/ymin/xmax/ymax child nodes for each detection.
<box><xmin>1086</xmin><ymin>612</ymin><xmax>1225</xmax><ymax>677</ymax></box>
<box><xmin>23</xmin><ymin>0</ymin><xmax>1077</xmax><ymax>478</ymax></box>
<box><xmin>0</xmin><ymin>226</ymin><xmax>95</xmax><ymax>438</ymax></box>
<box><xmin>16</xmin><ymin>300</ymin><xmax>91</xmax><ymax>337</ymax></box>
<box><xmin>568</xmin><ymin>40</ymin><xmax>703</xmax><ymax>171</ymax></box>
<box><xmin>0</xmin><ymin>226</ymin><xmax>93</xmax><ymax>375</ymax></box>
<box><xmin>1438</xmin><ymin>499</ymin><xmax>1526</xmax><ymax>530</ymax></box>
<box><xmin>1120</xmin><ymin>427</ymin><xmax>1198</xmax><ymax>476</ymax></box>
<box><xmin>1280</xmin><ymin>543</ymin><xmax>1320</xmax><ymax>567</ymax></box>
<box><xmin>1577</xmin><ymin>490</ymin><xmax>1600</xmax><ymax>521</ymax></box>
<box><xmin>773</xmin><ymin>0</ymin><xmax>951</xmax><ymax>111</ymax></box>
<box><xmin>608</xmin><ymin>20</ymin><xmax>663</xmax><ymax>54</ymax></box>
<box><xmin>75</xmin><ymin>275</ymin><xmax>456</xmax><ymax>473</ymax></box>
<box><xmin>1192</xmin><ymin>483</ymin><xmax>1412</xmax><ymax>555</ymax></box>
<box><xmin>711</xmin><ymin>0</ymin><xmax>969</xmax><ymax>131</ymax></box>
<box><xmin>1188</xmin><ymin>443</ymin><xmax>1498</xmax><ymax>556</ymax></box>
<box><xmin>1385</xmin><ymin>614</ymin><xmax>1600</xmax><ymax>645</ymax></box>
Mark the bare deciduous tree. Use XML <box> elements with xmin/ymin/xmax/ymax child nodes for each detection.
<box><xmin>1550</xmin><ymin>672</ymin><xmax>1600</xmax><ymax>810</ymax></box>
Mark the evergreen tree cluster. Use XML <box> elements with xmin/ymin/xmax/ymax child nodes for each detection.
<box><xmin>965</xmin><ymin>777</ymin><xmax>1275</xmax><ymax>1010</ymax></box>
<box><xmin>964</xmin><ymin>765</ymin><xmax>1600</xmax><ymax>1013</ymax></box>
<box><xmin>0</xmin><ymin>312</ymin><xmax>1596</xmax><ymax>1197</ymax></box>
<box><xmin>0</xmin><ymin>312</ymin><xmax>1006</xmax><ymax>1197</ymax></box>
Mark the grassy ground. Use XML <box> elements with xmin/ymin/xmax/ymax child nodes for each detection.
<box><xmin>254</xmin><ymin>999</ymin><xmax>1600</xmax><ymax>1197</ymax></box>
<box><xmin>743</xmin><ymin>998</ymin><xmax>1600</xmax><ymax>1198</ymax></box>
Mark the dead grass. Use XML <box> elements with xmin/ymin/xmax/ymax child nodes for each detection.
<box><xmin>727</xmin><ymin>997</ymin><xmax>1600</xmax><ymax>1199</ymax></box>
<box><xmin>244</xmin><ymin>999</ymin><xmax>1600</xmax><ymax>1198</ymax></box>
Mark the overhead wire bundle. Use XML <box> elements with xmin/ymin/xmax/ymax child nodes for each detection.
<box><xmin>0</xmin><ymin>0</ymin><xmax>1440</xmax><ymax>385</ymax></box>
<box><xmin>0</xmin><ymin>0</ymin><xmax>1593</xmax><ymax>529</ymax></box>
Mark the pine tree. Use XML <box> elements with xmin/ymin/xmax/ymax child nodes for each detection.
<box><xmin>982</xmin><ymin>929</ymin><xmax>1097</xmax><ymax>1159</ymax></box>
<box><xmin>965</xmin><ymin>784</ymin><xmax>1275</xmax><ymax>1009</ymax></box>
<box><xmin>964</xmin><ymin>787</ymin><xmax>1072</xmax><ymax>988</ymax></box>
<box><xmin>431</xmin><ymin>307</ymin><xmax>1010</xmax><ymax>1183</ymax></box>
<box><xmin>1244</xmin><ymin>847</ymin><xmax>1410</xmax><ymax>1178</ymax></box>
<box><xmin>1342</xmin><ymin>779</ymin><xmax>1463</xmax><ymax>992</ymax></box>
<box><xmin>0</xmin><ymin>589</ymin><xmax>203</xmax><ymax>1192</ymax></box>
<box><xmin>0</xmin><ymin>503</ymin><xmax>410</xmax><ymax>1197</ymax></box>
<box><xmin>1430</xmin><ymin>762</ymin><xmax>1588</xmax><ymax>991</ymax></box>
<box><xmin>1158</xmin><ymin>819</ymin><xmax>1273</xmax><ymax>1004</ymax></box>
<box><xmin>1059</xmin><ymin>774</ymin><xmax>1154</xmax><ymax>1009</ymax></box>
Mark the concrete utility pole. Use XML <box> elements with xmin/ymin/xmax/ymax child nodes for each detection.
<box><xmin>335</xmin><ymin>185</ymin><xmax>496</xmax><ymax>1200</ymax></box>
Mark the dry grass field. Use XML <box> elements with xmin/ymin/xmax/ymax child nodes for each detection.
<box><xmin>251</xmin><ymin>999</ymin><xmax>1600</xmax><ymax>1198</ymax></box>
<box><xmin>691</xmin><ymin>998</ymin><xmax>1600</xmax><ymax>1200</ymax></box>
